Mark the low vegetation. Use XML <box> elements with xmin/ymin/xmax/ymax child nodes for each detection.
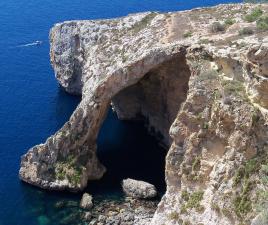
<box><xmin>211</xmin><ymin>202</ymin><xmax>221</xmax><ymax>213</ymax></box>
<box><xmin>257</xmin><ymin>15</ymin><xmax>268</xmax><ymax>31</ymax></box>
<box><xmin>196</xmin><ymin>69</ymin><xmax>218</xmax><ymax>83</ymax></box>
<box><xmin>232</xmin><ymin>157</ymin><xmax>264</xmax><ymax>218</ymax></box>
<box><xmin>239</xmin><ymin>27</ymin><xmax>254</xmax><ymax>36</ymax></box>
<box><xmin>181</xmin><ymin>190</ymin><xmax>204</xmax><ymax>213</ymax></box>
<box><xmin>233</xmin><ymin>159</ymin><xmax>258</xmax><ymax>187</ymax></box>
<box><xmin>55</xmin><ymin>155</ymin><xmax>84</xmax><ymax>186</ymax></box>
<box><xmin>244</xmin><ymin>7</ymin><xmax>263</xmax><ymax>22</ymax></box>
<box><xmin>224</xmin><ymin>18</ymin><xmax>235</xmax><ymax>26</ymax></box>
<box><xmin>256</xmin><ymin>159</ymin><xmax>268</xmax><ymax>220</ymax></box>
<box><xmin>199</xmin><ymin>39</ymin><xmax>211</xmax><ymax>45</ymax></box>
<box><xmin>233</xmin><ymin>179</ymin><xmax>252</xmax><ymax>217</ymax></box>
<box><xmin>221</xmin><ymin>79</ymin><xmax>248</xmax><ymax>101</ymax></box>
<box><xmin>222</xmin><ymin>208</ymin><xmax>233</xmax><ymax>218</ymax></box>
<box><xmin>192</xmin><ymin>156</ymin><xmax>201</xmax><ymax>171</ymax></box>
<box><xmin>210</xmin><ymin>22</ymin><xmax>225</xmax><ymax>33</ymax></box>
<box><xmin>183</xmin><ymin>31</ymin><xmax>193</xmax><ymax>38</ymax></box>
<box><xmin>131</xmin><ymin>12</ymin><xmax>158</xmax><ymax>34</ymax></box>
<box><xmin>168</xmin><ymin>211</ymin><xmax>179</xmax><ymax>221</ymax></box>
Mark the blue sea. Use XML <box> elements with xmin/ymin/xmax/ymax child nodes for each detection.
<box><xmin>0</xmin><ymin>0</ymin><xmax>241</xmax><ymax>224</ymax></box>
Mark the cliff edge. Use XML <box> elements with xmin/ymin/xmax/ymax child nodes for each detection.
<box><xmin>20</xmin><ymin>4</ymin><xmax>268</xmax><ymax>225</ymax></box>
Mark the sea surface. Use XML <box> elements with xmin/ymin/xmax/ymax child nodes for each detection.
<box><xmin>0</xmin><ymin>0</ymin><xmax>241</xmax><ymax>224</ymax></box>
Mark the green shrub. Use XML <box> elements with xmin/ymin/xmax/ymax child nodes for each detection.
<box><xmin>192</xmin><ymin>156</ymin><xmax>201</xmax><ymax>171</ymax></box>
<box><xmin>186</xmin><ymin>191</ymin><xmax>204</xmax><ymax>209</ymax></box>
<box><xmin>222</xmin><ymin>208</ymin><xmax>232</xmax><ymax>218</ymax></box>
<box><xmin>245</xmin><ymin>159</ymin><xmax>258</xmax><ymax>175</ymax></box>
<box><xmin>244</xmin><ymin>8</ymin><xmax>263</xmax><ymax>22</ymax></box>
<box><xmin>180</xmin><ymin>205</ymin><xmax>187</xmax><ymax>214</ymax></box>
<box><xmin>203</xmin><ymin>122</ymin><xmax>209</xmax><ymax>129</ymax></box>
<box><xmin>181</xmin><ymin>190</ymin><xmax>190</xmax><ymax>201</ymax></box>
<box><xmin>256</xmin><ymin>159</ymin><xmax>268</xmax><ymax>216</ymax></box>
<box><xmin>257</xmin><ymin>15</ymin><xmax>268</xmax><ymax>31</ymax></box>
<box><xmin>222</xmin><ymin>79</ymin><xmax>247</xmax><ymax>100</ymax></box>
<box><xmin>233</xmin><ymin>166</ymin><xmax>245</xmax><ymax>187</ymax></box>
<box><xmin>210</xmin><ymin>22</ymin><xmax>225</xmax><ymax>33</ymax></box>
<box><xmin>211</xmin><ymin>203</ymin><xmax>221</xmax><ymax>213</ymax></box>
<box><xmin>168</xmin><ymin>211</ymin><xmax>179</xmax><ymax>221</ymax></box>
<box><xmin>55</xmin><ymin>155</ymin><xmax>84</xmax><ymax>186</ymax></box>
<box><xmin>131</xmin><ymin>12</ymin><xmax>158</xmax><ymax>34</ymax></box>
<box><xmin>183</xmin><ymin>221</ymin><xmax>191</xmax><ymax>225</ymax></box>
<box><xmin>199</xmin><ymin>39</ymin><xmax>211</xmax><ymax>44</ymax></box>
<box><xmin>233</xmin><ymin>159</ymin><xmax>258</xmax><ymax>187</ymax></box>
<box><xmin>234</xmin><ymin>189</ymin><xmax>252</xmax><ymax>216</ymax></box>
<box><xmin>224</xmin><ymin>18</ymin><xmax>235</xmax><ymax>26</ymax></box>
<box><xmin>239</xmin><ymin>27</ymin><xmax>254</xmax><ymax>35</ymax></box>
<box><xmin>183</xmin><ymin>31</ymin><xmax>193</xmax><ymax>38</ymax></box>
<box><xmin>232</xmin><ymin>159</ymin><xmax>258</xmax><ymax>217</ymax></box>
<box><xmin>180</xmin><ymin>191</ymin><xmax>204</xmax><ymax>213</ymax></box>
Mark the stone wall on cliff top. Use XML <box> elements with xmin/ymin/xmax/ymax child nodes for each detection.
<box><xmin>19</xmin><ymin>4</ymin><xmax>268</xmax><ymax>225</ymax></box>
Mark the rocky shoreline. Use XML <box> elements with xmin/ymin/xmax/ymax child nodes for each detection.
<box><xmin>86</xmin><ymin>196</ymin><xmax>159</xmax><ymax>225</ymax></box>
<box><xmin>51</xmin><ymin>179</ymin><xmax>160</xmax><ymax>225</ymax></box>
<box><xmin>52</xmin><ymin>194</ymin><xmax>159</xmax><ymax>225</ymax></box>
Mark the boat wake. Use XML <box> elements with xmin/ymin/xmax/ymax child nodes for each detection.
<box><xmin>16</xmin><ymin>41</ymin><xmax>43</xmax><ymax>48</ymax></box>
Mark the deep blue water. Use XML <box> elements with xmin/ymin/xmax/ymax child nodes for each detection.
<box><xmin>0</xmin><ymin>0</ymin><xmax>242</xmax><ymax>224</ymax></box>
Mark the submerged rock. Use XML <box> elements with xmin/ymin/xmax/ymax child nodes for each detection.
<box><xmin>54</xmin><ymin>201</ymin><xmax>65</xmax><ymax>209</ymax></box>
<box><xmin>54</xmin><ymin>200</ymin><xmax>78</xmax><ymax>209</ymax></box>
<box><xmin>83</xmin><ymin>212</ymin><xmax>92</xmax><ymax>221</ymax></box>
<box><xmin>37</xmin><ymin>215</ymin><xmax>50</xmax><ymax>225</ymax></box>
<box><xmin>59</xmin><ymin>211</ymin><xmax>81</xmax><ymax>225</ymax></box>
<box><xmin>80</xmin><ymin>193</ymin><xmax>93</xmax><ymax>210</ymax></box>
<box><xmin>122</xmin><ymin>179</ymin><xmax>157</xmax><ymax>199</ymax></box>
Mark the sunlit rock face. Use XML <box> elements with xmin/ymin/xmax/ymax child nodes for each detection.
<box><xmin>20</xmin><ymin>3</ymin><xmax>268</xmax><ymax>225</ymax></box>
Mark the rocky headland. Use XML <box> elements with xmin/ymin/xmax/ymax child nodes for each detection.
<box><xmin>19</xmin><ymin>3</ymin><xmax>268</xmax><ymax>225</ymax></box>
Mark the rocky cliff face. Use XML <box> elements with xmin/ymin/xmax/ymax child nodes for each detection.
<box><xmin>20</xmin><ymin>3</ymin><xmax>268</xmax><ymax>225</ymax></box>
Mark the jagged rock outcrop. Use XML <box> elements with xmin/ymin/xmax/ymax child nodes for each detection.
<box><xmin>20</xmin><ymin>3</ymin><xmax>268</xmax><ymax>225</ymax></box>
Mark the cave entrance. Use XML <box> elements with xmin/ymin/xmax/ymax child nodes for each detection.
<box><xmin>85</xmin><ymin>53</ymin><xmax>191</xmax><ymax>196</ymax></box>
<box><xmin>112</xmin><ymin>52</ymin><xmax>190</xmax><ymax>147</ymax></box>
<box><xmin>92</xmin><ymin>108</ymin><xmax>167</xmax><ymax>195</ymax></box>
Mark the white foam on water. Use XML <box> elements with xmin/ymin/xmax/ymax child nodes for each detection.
<box><xmin>16</xmin><ymin>41</ymin><xmax>43</xmax><ymax>48</ymax></box>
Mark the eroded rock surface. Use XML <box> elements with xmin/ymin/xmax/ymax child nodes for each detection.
<box><xmin>122</xmin><ymin>179</ymin><xmax>157</xmax><ymax>199</ymax></box>
<box><xmin>20</xmin><ymin>3</ymin><xmax>268</xmax><ymax>225</ymax></box>
<box><xmin>80</xmin><ymin>193</ymin><xmax>93</xmax><ymax>210</ymax></box>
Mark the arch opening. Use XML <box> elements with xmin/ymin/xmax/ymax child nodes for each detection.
<box><xmin>19</xmin><ymin>50</ymin><xmax>191</xmax><ymax>194</ymax></box>
<box><xmin>111</xmin><ymin>52</ymin><xmax>191</xmax><ymax>147</ymax></box>
<box><xmin>88</xmin><ymin>53</ymin><xmax>191</xmax><ymax>194</ymax></box>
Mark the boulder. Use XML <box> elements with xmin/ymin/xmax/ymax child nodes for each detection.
<box><xmin>80</xmin><ymin>193</ymin><xmax>93</xmax><ymax>209</ymax></box>
<box><xmin>122</xmin><ymin>179</ymin><xmax>157</xmax><ymax>199</ymax></box>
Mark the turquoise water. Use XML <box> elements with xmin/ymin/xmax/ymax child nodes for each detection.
<box><xmin>0</xmin><ymin>0</ymin><xmax>242</xmax><ymax>224</ymax></box>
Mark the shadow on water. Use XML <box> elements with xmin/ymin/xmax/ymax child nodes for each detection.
<box><xmin>86</xmin><ymin>108</ymin><xmax>167</xmax><ymax>196</ymax></box>
<box><xmin>51</xmin><ymin>87</ymin><xmax>82</xmax><ymax>132</ymax></box>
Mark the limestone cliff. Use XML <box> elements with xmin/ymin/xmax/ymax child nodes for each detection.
<box><xmin>19</xmin><ymin>4</ymin><xmax>268</xmax><ymax>225</ymax></box>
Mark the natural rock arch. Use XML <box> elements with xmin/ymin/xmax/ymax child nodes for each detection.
<box><xmin>19</xmin><ymin>5</ymin><xmax>268</xmax><ymax>225</ymax></box>
<box><xmin>19</xmin><ymin>45</ymin><xmax>190</xmax><ymax>192</ymax></box>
